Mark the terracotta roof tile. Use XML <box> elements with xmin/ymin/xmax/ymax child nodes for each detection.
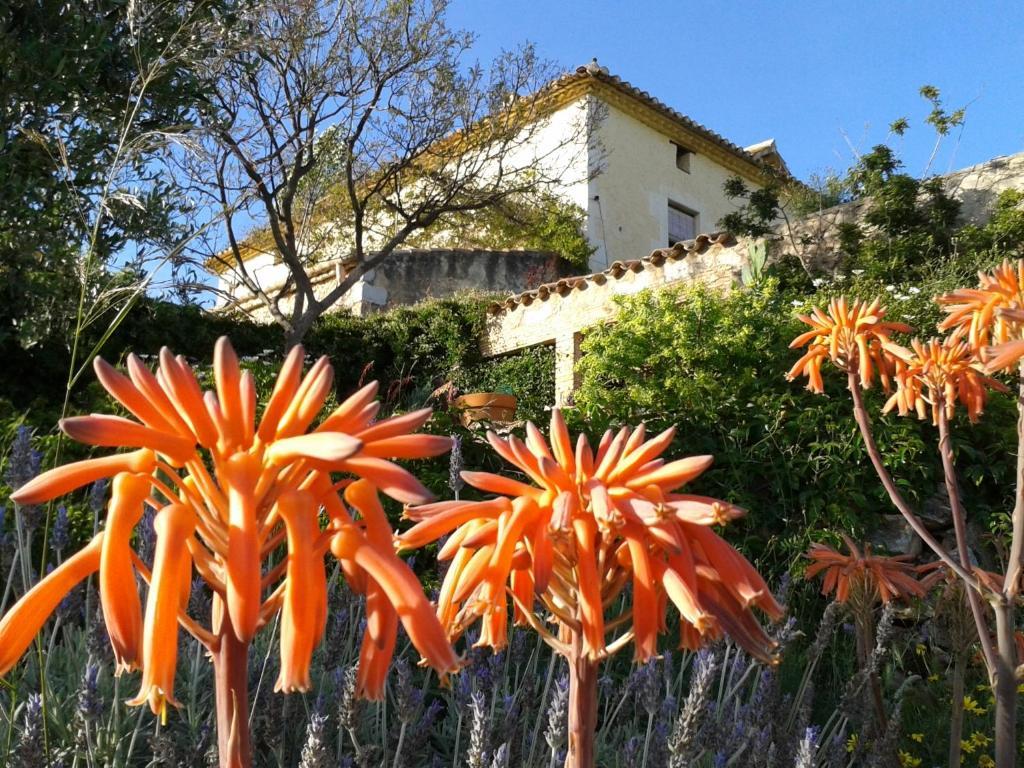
<box><xmin>488</xmin><ymin>232</ymin><xmax>734</xmax><ymax>313</ymax></box>
<box><xmin>553</xmin><ymin>65</ymin><xmax>784</xmax><ymax>177</ymax></box>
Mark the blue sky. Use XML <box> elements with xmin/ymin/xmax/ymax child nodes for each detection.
<box><xmin>448</xmin><ymin>1</ymin><xmax>1024</xmax><ymax>182</ymax></box>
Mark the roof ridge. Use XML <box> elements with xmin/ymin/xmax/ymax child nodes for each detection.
<box><xmin>488</xmin><ymin>231</ymin><xmax>734</xmax><ymax>313</ymax></box>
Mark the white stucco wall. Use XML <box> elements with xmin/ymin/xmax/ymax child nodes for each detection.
<box><xmin>585</xmin><ymin>105</ymin><xmax>748</xmax><ymax>271</ymax></box>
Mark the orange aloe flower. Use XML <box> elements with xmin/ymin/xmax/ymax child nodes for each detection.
<box><xmin>787</xmin><ymin>296</ymin><xmax>911</xmax><ymax>392</ymax></box>
<box><xmin>881</xmin><ymin>330</ymin><xmax>1007</xmax><ymax>424</ymax></box>
<box><xmin>937</xmin><ymin>259</ymin><xmax>1024</xmax><ymax>373</ymax></box>
<box><xmin>399</xmin><ymin>410</ymin><xmax>783</xmax><ymax>664</ymax></box>
<box><xmin>3</xmin><ymin>338</ymin><xmax>458</xmax><ymax>741</ymax></box>
<box><xmin>805</xmin><ymin>536</ymin><xmax>927</xmax><ymax>604</ymax></box>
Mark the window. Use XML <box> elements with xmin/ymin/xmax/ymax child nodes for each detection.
<box><xmin>673</xmin><ymin>142</ymin><xmax>692</xmax><ymax>173</ymax></box>
<box><xmin>668</xmin><ymin>203</ymin><xmax>698</xmax><ymax>246</ymax></box>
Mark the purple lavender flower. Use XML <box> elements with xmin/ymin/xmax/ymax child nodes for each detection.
<box><xmin>78</xmin><ymin>663</ymin><xmax>103</xmax><ymax>722</ymax></box>
<box><xmin>17</xmin><ymin>692</ymin><xmax>46</xmax><ymax>768</ymax></box>
<box><xmin>543</xmin><ymin>675</ymin><xmax>569</xmax><ymax>753</ymax></box>
<box><xmin>6</xmin><ymin>427</ymin><xmax>39</xmax><ymax>489</ymax></box>
<box><xmin>448</xmin><ymin>435</ymin><xmax>465</xmax><ymax>496</ymax></box>
<box><xmin>88</xmin><ymin>479</ymin><xmax>108</xmax><ymax>513</ymax></box>
<box><xmin>51</xmin><ymin>505</ymin><xmax>70</xmax><ymax>553</ymax></box>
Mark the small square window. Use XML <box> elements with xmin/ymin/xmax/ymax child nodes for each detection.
<box><xmin>668</xmin><ymin>203</ymin><xmax>697</xmax><ymax>246</ymax></box>
<box><xmin>673</xmin><ymin>143</ymin><xmax>692</xmax><ymax>173</ymax></box>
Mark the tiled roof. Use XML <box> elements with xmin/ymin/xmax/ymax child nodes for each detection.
<box><xmin>552</xmin><ymin>62</ymin><xmax>782</xmax><ymax>177</ymax></box>
<box><xmin>488</xmin><ymin>231</ymin><xmax>734</xmax><ymax>313</ymax></box>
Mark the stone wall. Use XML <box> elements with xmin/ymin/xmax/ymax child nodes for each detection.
<box><xmin>773</xmin><ymin>151</ymin><xmax>1024</xmax><ymax>273</ymax></box>
<box><xmin>232</xmin><ymin>249</ymin><xmax>575</xmax><ymax>322</ymax></box>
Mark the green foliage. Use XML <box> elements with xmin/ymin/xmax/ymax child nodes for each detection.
<box><xmin>421</xmin><ymin>191</ymin><xmax>595</xmax><ymax>270</ymax></box>
<box><xmin>0</xmin><ymin>0</ymin><xmax>238</xmax><ymax>351</ymax></box>
<box><xmin>718</xmin><ymin>175</ymin><xmax>784</xmax><ymax>238</ymax></box>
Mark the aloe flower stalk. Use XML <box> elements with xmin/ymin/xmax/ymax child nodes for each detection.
<box><xmin>401</xmin><ymin>410</ymin><xmax>782</xmax><ymax>768</ymax></box>
<box><xmin>1</xmin><ymin>338</ymin><xmax>459</xmax><ymax>767</ymax></box>
<box><xmin>789</xmin><ymin>286</ymin><xmax>1024</xmax><ymax>768</ymax></box>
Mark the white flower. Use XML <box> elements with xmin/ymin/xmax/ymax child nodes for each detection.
<box><xmin>908</xmin><ymin>286</ymin><xmax>921</xmax><ymax>295</ymax></box>
<box><xmin>852</xmin><ymin>269</ymin><xmax>865</xmax><ymax>276</ymax></box>
<box><xmin>885</xmin><ymin>285</ymin><xmax>896</xmax><ymax>292</ymax></box>
<box><xmin>811</xmin><ymin>278</ymin><xmax>825</xmax><ymax>287</ymax></box>
<box><xmin>834</xmin><ymin>273</ymin><xmax>847</xmax><ymax>282</ymax></box>
<box><xmin>791</xmin><ymin>299</ymin><xmax>802</xmax><ymax>307</ymax></box>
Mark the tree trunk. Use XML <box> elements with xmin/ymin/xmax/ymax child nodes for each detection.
<box><xmin>213</xmin><ymin>618</ymin><xmax>252</xmax><ymax>768</ymax></box>
<box><xmin>993</xmin><ymin>599</ymin><xmax>1018</xmax><ymax>768</ymax></box>
<box><xmin>565</xmin><ymin>634</ymin><xmax>599</xmax><ymax>768</ymax></box>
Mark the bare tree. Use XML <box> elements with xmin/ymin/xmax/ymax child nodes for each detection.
<box><xmin>183</xmin><ymin>0</ymin><xmax>599</xmax><ymax>346</ymax></box>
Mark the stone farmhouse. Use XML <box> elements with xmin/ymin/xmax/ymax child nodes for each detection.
<box><xmin>213</xmin><ymin>61</ymin><xmax>785</xmax><ymax>318</ymax></box>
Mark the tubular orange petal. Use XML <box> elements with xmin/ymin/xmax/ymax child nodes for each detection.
<box><xmin>336</xmin><ymin>456</ymin><xmax>433</xmax><ymax>505</ymax></box>
<box><xmin>437</xmin><ymin>539</ymin><xmax>478</xmax><ymax>629</ymax></box>
<box><xmin>398</xmin><ymin>503</ymin><xmax>504</xmax><ymax>550</ymax></box>
<box><xmin>594</xmin><ymin>427</ymin><xmax>629</xmax><ymax>480</ymax></box>
<box><xmin>129</xmin><ymin>504</ymin><xmax>196</xmax><ymax>721</ymax></box>
<box><xmin>0</xmin><ymin>533</ymin><xmax>103</xmax><ymax>676</ymax></box>
<box><xmin>157</xmin><ymin>349</ymin><xmax>220</xmax><ymax>447</ymax></box>
<box><xmin>510</xmin><ymin>565</ymin><xmax>535</xmax><ymax>624</ymax></box>
<box><xmin>275</xmin><ymin>490</ymin><xmax>326</xmax><ymax>693</ymax></box>
<box><xmin>267</xmin><ymin>433</ymin><xmax>363</xmax><ymax>465</ymax></box>
<box><xmin>531</xmin><ymin>516</ymin><xmax>554</xmax><ymax>594</ymax></box>
<box><xmin>984</xmin><ymin>339</ymin><xmax>1024</xmax><ymax>373</ymax></box>
<box><xmin>524</xmin><ymin>421</ymin><xmax>554</xmax><ymax>461</ymax></box>
<box><xmin>623</xmin><ymin>524</ymin><xmax>658</xmax><ymax>662</ymax></box>
<box><xmin>223</xmin><ymin>453</ymin><xmax>262</xmax><ymax>642</ymax></box>
<box><xmin>11</xmin><ymin>449</ymin><xmax>156</xmax><ymax>505</ymax></box>
<box><xmin>358</xmin><ymin>434</ymin><xmax>452</xmax><ymax>459</ymax></box>
<box><xmin>572</xmin><ymin>515</ymin><xmax>605</xmax><ymax>658</ymax></box>
<box><xmin>451</xmin><ymin>544</ymin><xmax>497</xmax><ymax>603</ymax></box>
<box><xmin>549</xmin><ymin>409</ymin><xmax>576</xmax><ymax>477</ymax></box>
<box><xmin>352</xmin><ymin>540</ymin><xmax>459</xmax><ymax>675</ymax></box>
<box><xmin>460</xmin><ymin>471</ymin><xmax>540</xmax><ymax>499</ymax></box>
<box><xmin>240</xmin><ymin>371</ymin><xmax>257</xmax><ymax>447</ymax></box>
<box><xmin>575</xmin><ymin>433</ymin><xmax>594</xmax><ymax>478</ymax></box>
<box><xmin>659</xmin><ymin>559</ymin><xmax>711</xmax><ymax>633</ymax></box>
<box><xmin>276</xmin><ymin>357</ymin><xmax>333</xmax><ymax>438</ymax></box>
<box><xmin>213</xmin><ymin>337</ymin><xmax>245</xmax><ymax>449</ymax></box>
<box><xmin>626</xmin><ymin>455</ymin><xmax>713</xmax><ymax>492</ymax></box>
<box><xmin>477</xmin><ymin>498</ymin><xmax>538</xmax><ymax>618</ymax></box>
<box><xmin>352</xmin><ymin>406</ymin><xmax>431</xmax><ymax>442</ymax></box>
<box><xmin>459</xmin><ymin>520</ymin><xmax>499</xmax><ymax>549</ymax></box>
<box><xmin>256</xmin><ymin>345</ymin><xmax>305</xmax><ymax>441</ymax></box>
<box><xmin>610</xmin><ymin>426</ymin><xmax>676</xmax><ymax>481</ymax></box>
<box><xmin>60</xmin><ymin>415</ymin><xmax>195</xmax><ymax>466</ymax></box>
<box><xmin>126</xmin><ymin>354</ymin><xmax>193</xmax><ymax>438</ymax></box>
<box><xmin>317</xmin><ymin>381</ymin><xmax>379</xmax><ymax>434</ymax></box>
<box><xmin>101</xmin><ymin>472</ymin><xmax>149</xmax><ymax>673</ymax></box>
<box><xmin>356</xmin><ymin>583</ymin><xmax>397</xmax><ymax>700</ymax></box>
<box><xmin>93</xmin><ymin>357</ymin><xmax>178</xmax><ymax>434</ymax></box>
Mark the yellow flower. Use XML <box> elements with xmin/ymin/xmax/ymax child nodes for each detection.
<box><xmin>970</xmin><ymin>732</ymin><xmax>992</xmax><ymax>748</ymax></box>
<box><xmin>846</xmin><ymin>734</ymin><xmax>859</xmax><ymax>753</ymax></box>
<box><xmin>914</xmin><ymin>642</ymin><xmax>926</xmax><ymax>655</ymax></box>
<box><xmin>962</xmin><ymin>739</ymin><xmax>976</xmax><ymax>755</ymax></box>
<box><xmin>963</xmin><ymin>695</ymin><xmax>988</xmax><ymax>716</ymax></box>
<box><xmin>898</xmin><ymin>750</ymin><xmax>922</xmax><ymax>767</ymax></box>
<box><xmin>979</xmin><ymin>756</ymin><xmax>995</xmax><ymax>768</ymax></box>
<box><xmin>910</xmin><ymin>733</ymin><xmax>924</xmax><ymax>743</ymax></box>
<box><xmin>928</xmin><ymin>673</ymin><xmax>940</xmax><ymax>683</ymax></box>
